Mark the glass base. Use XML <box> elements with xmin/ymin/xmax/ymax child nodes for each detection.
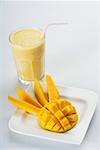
<box><xmin>19</xmin><ymin>78</ymin><xmax>31</xmax><ymax>85</ymax></box>
<box><xmin>19</xmin><ymin>75</ymin><xmax>44</xmax><ymax>85</ymax></box>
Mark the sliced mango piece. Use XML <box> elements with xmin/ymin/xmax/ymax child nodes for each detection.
<box><xmin>39</xmin><ymin>107</ymin><xmax>52</xmax><ymax>128</ymax></box>
<box><xmin>8</xmin><ymin>96</ymin><xmax>40</xmax><ymax>116</ymax></box>
<box><xmin>17</xmin><ymin>87</ymin><xmax>42</xmax><ymax>108</ymax></box>
<box><xmin>64</xmin><ymin>124</ymin><xmax>72</xmax><ymax>131</ymax></box>
<box><xmin>45</xmin><ymin>102</ymin><xmax>58</xmax><ymax>114</ymax></box>
<box><xmin>45</xmin><ymin>116</ymin><xmax>56</xmax><ymax>129</ymax></box>
<box><xmin>67</xmin><ymin>114</ymin><xmax>78</xmax><ymax>122</ymax></box>
<box><xmin>62</xmin><ymin>105</ymin><xmax>74</xmax><ymax>116</ymax></box>
<box><xmin>55</xmin><ymin>110</ymin><xmax>64</xmax><ymax>119</ymax></box>
<box><xmin>52</xmin><ymin>123</ymin><xmax>61</xmax><ymax>132</ymax></box>
<box><xmin>34</xmin><ymin>78</ymin><xmax>48</xmax><ymax>106</ymax></box>
<box><xmin>46</xmin><ymin>75</ymin><xmax>60</xmax><ymax>101</ymax></box>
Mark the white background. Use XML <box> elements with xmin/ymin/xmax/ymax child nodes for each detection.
<box><xmin>0</xmin><ymin>1</ymin><xmax>100</xmax><ymax>149</ymax></box>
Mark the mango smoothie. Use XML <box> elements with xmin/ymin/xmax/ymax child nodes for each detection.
<box><xmin>9</xmin><ymin>29</ymin><xmax>45</xmax><ymax>84</ymax></box>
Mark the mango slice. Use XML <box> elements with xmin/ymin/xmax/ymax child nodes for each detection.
<box><xmin>34</xmin><ymin>78</ymin><xmax>48</xmax><ymax>106</ymax></box>
<box><xmin>46</xmin><ymin>75</ymin><xmax>60</xmax><ymax>101</ymax></box>
<box><xmin>8</xmin><ymin>96</ymin><xmax>40</xmax><ymax>116</ymax></box>
<box><xmin>17</xmin><ymin>87</ymin><xmax>42</xmax><ymax>108</ymax></box>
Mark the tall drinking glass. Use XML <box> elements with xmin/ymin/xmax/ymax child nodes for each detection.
<box><xmin>9</xmin><ymin>28</ymin><xmax>45</xmax><ymax>85</ymax></box>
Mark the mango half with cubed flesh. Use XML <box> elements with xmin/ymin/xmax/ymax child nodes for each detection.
<box><xmin>8</xmin><ymin>75</ymin><xmax>78</xmax><ymax>133</ymax></box>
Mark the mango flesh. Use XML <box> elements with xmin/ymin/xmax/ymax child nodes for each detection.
<box><xmin>8</xmin><ymin>74</ymin><xmax>78</xmax><ymax>133</ymax></box>
<box><xmin>34</xmin><ymin>78</ymin><xmax>48</xmax><ymax>106</ymax></box>
<box><xmin>46</xmin><ymin>75</ymin><xmax>60</xmax><ymax>101</ymax></box>
<box><xmin>8</xmin><ymin>96</ymin><xmax>40</xmax><ymax>116</ymax></box>
<box><xmin>17</xmin><ymin>87</ymin><xmax>42</xmax><ymax>108</ymax></box>
<box><xmin>39</xmin><ymin>100</ymin><xmax>78</xmax><ymax>133</ymax></box>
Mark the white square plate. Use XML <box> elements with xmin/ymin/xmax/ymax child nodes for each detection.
<box><xmin>9</xmin><ymin>85</ymin><xmax>99</xmax><ymax>145</ymax></box>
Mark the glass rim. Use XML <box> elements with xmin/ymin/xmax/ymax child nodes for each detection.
<box><xmin>9</xmin><ymin>27</ymin><xmax>45</xmax><ymax>49</ymax></box>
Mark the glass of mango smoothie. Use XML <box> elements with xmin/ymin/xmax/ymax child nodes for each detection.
<box><xmin>9</xmin><ymin>28</ymin><xmax>45</xmax><ymax>84</ymax></box>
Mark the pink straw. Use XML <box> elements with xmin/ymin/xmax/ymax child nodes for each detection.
<box><xmin>44</xmin><ymin>22</ymin><xmax>68</xmax><ymax>34</ymax></box>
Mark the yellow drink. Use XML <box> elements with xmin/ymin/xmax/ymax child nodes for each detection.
<box><xmin>9</xmin><ymin>29</ymin><xmax>45</xmax><ymax>84</ymax></box>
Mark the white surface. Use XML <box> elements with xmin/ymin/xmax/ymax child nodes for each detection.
<box><xmin>9</xmin><ymin>85</ymin><xmax>99</xmax><ymax>145</ymax></box>
<box><xmin>0</xmin><ymin>1</ymin><xmax>100</xmax><ymax>149</ymax></box>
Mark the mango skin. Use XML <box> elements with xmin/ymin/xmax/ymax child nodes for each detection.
<box><xmin>38</xmin><ymin>100</ymin><xmax>78</xmax><ymax>133</ymax></box>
